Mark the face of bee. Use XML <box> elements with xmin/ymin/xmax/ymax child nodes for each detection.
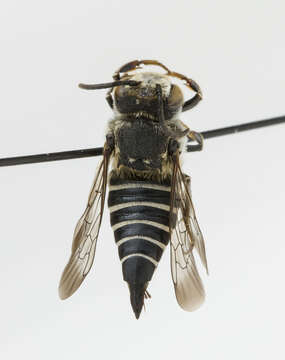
<box><xmin>114</xmin><ymin>72</ymin><xmax>184</xmax><ymax>120</ymax></box>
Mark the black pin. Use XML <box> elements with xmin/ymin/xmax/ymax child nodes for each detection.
<box><xmin>0</xmin><ymin>115</ymin><xmax>284</xmax><ymax>167</ymax></box>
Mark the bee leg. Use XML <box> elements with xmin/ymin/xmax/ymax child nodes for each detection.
<box><xmin>179</xmin><ymin>119</ymin><xmax>203</xmax><ymax>151</ymax></box>
<box><xmin>187</xmin><ymin>131</ymin><xmax>204</xmax><ymax>152</ymax></box>
<box><xmin>182</xmin><ymin>76</ymin><xmax>202</xmax><ymax>112</ymax></box>
<box><xmin>178</xmin><ymin>120</ymin><xmax>203</xmax><ymax>151</ymax></box>
<box><xmin>167</xmin><ymin>71</ymin><xmax>203</xmax><ymax>112</ymax></box>
<box><xmin>182</xmin><ymin>93</ymin><xmax>202</xmax><ymax>112</ymax></box>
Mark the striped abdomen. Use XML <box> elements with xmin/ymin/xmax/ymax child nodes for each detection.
<box><xmin>108</xmin><ymin>177</ymin><xmax>171</xmax><ymax>318</ymax></box>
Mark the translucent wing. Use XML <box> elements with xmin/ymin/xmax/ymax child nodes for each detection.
<box><xmin>170</xmin><ymin>153</ymin><xmax>208</xmax><ymax>311</ymax></box>
<box><xmin>58</xmin><ymin>146</ymin><xmax>112</xmax><ymax>299</ymax></box>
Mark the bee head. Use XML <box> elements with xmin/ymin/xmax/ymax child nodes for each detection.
<box><xmin>79</xmin><ymin>60</ymin><xmax>201</xmax><ymax>120</ymax></box>
<box><xmin>114</xmin><ymin>72</ymin><xmax>184</xmax><ymax>120</ymax></box>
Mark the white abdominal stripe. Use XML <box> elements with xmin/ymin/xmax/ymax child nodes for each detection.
<box><xmin>109</xmin><ymin>201</ymin><xmax>170</xmax><ymax>213</ymax></box>
<box><xmin>120</xmin><ymin>253</ymin><xmax>159</xmax><ymax>267</ymax></box>
<box><xmin>116</xmin><ymin>235</ymin><xmax>166</xmax><ymax>250</ymax></box>
<box><xmin>108</xmin><ymin>183</ymin><xmax>171</xmax><ymax>192</ymax></box>
<box><xmin>112</xmin><ymin>220</ymin><xmax>169</xmax><ymax>233</ymax></box>
<box><xmin>108</xmin><ymin>180</ymin><xmax>172</xmax><ymax>267</ymax></box>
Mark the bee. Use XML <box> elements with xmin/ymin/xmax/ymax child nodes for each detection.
<box><xmin>58</xmin><ymin>60</ymin><xmax>208</xmax><ymax>319</ymax></box>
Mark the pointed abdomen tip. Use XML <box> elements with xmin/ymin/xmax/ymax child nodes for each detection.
<box><xmin>128</xmin><ymin>282</ymin><xmax>147</xmax><ymax>320</ymax></box>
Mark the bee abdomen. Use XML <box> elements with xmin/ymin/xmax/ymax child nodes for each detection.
<box><xmin>108</xmin><ymin>178</ymin><xmax>171</xmax><ymax>285</ymax></box>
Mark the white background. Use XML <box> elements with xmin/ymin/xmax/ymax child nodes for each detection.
<box><xmin>1</xmin><ymin>1</ymin><xmax>285</xmax><ymax>359</ymax></box>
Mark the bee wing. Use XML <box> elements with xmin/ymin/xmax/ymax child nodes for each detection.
<box><xmin>169</xmin><ymin>154</ymin><xmax>208</xmax><ymax>311</ymax></box>
<box><xmin>58</xmin><ymin>145</ymin><xmax>112</xmax><ymax>300</ymax></box>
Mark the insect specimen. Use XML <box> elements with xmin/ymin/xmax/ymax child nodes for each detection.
<box><xmin>1</xmin><ymin>61</ymin><xmax>284</xmax><ymax>319</ymax></box>
<box><xmin>58</xmin><ymin>60</ymin><xmax>208</xmax><ymax>319</ymax></box>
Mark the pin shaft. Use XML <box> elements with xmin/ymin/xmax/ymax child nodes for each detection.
<box><xmin>1</xmin><ymin>115</ymin><xmax>284</xmax><ymax>167</ymax></box>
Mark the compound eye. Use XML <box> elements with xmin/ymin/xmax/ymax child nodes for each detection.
<box><xmin>114</xmin><ymin>83</ymin><xmax>130</xmax><ymax>99</ymax></box>
<box><xmin>114</xmin><ymin>85</ymin><xmax>124</xmax><ymax>98</ymax></box>
<box><xmin>167</xmin><ymin>84</ymin><xmax>184</xmax><ymax>110</ymax></box>
<box><xmin>114</xmin><ymin>76</ymin><xmax>135</xmax><ymax>96</ymax></box>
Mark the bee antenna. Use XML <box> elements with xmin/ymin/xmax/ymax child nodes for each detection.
<box><xmin>78</xmin><ymin>80</ymin><xmax>141</xmax><ymax>90</ymax></box>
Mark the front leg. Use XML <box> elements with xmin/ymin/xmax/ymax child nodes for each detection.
<box><xmin>187</xmin><ymin>131</ymin><xmax>204</xmax><ymax>152</ymax></box>
<box><xmin>166</xmin><ymin>71</ymin><xmax>202</xmax><ymax>113</ymax></box>
<box><xmin>179</xmin><ymin>120</ymin><xmax>204</xmax><ymax>152</ymax></box>
<box><xmin>182</xmin><ymin>93</ymin><xmax>202</xmax><ymax>112</ymax></box>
